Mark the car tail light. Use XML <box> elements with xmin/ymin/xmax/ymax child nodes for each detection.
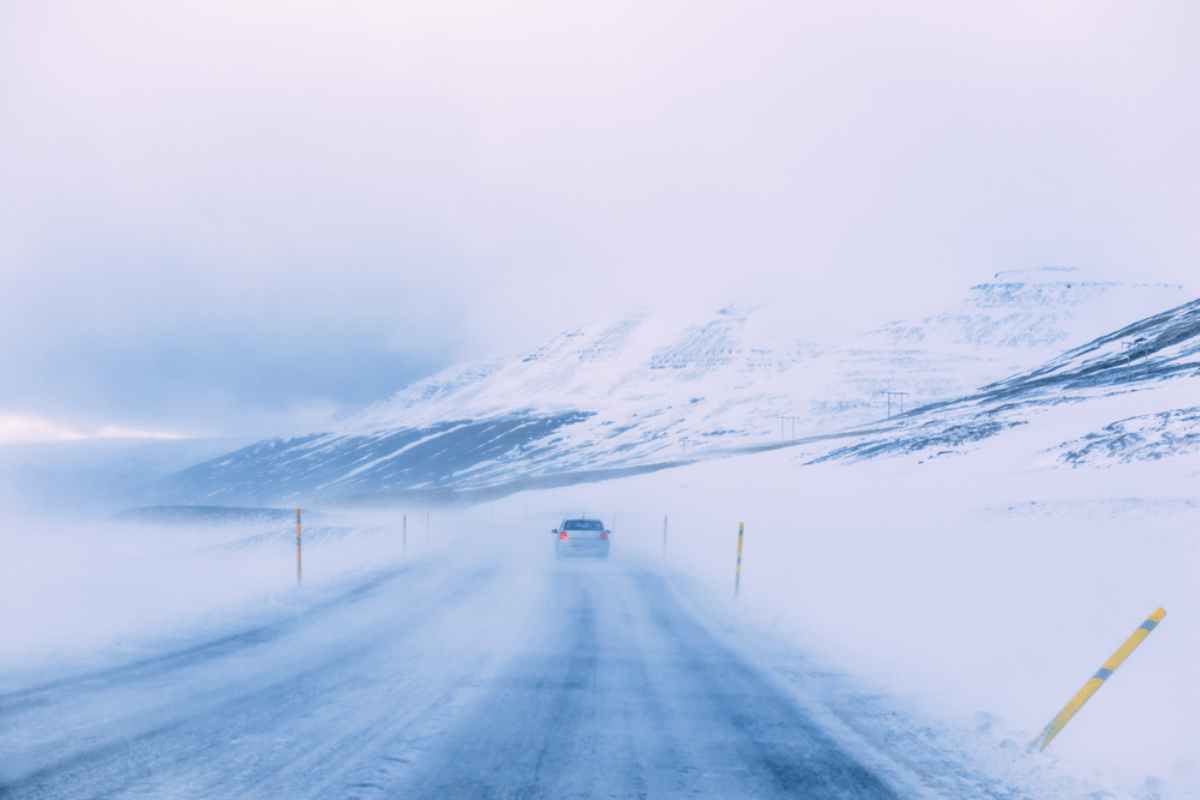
<box><xmin>559</xmin><ymin>531</ymin><xmax>568</xmax><ymax>541</ymax></box>
<box><xmin>600</xmin><ymin>530</ymin><xmax>610</xmax><ymax>540</ymax></box>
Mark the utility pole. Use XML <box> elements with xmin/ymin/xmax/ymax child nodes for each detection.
<box><xmin>880</xmin><ymin>390</ymin><xmax>909</xmax><ymax>419</ymax></box>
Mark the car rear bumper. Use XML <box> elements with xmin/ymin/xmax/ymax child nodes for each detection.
<box><xmin>555</xmin><ymin>541</ymin><xmax>610</xmax><ymax>558</ymax></box>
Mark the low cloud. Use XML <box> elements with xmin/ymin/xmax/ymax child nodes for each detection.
<box><xmin>0</xmin><ymin>413</ymin><xmax>190</xmax><ymax>445</ymax></box>
<box><xmin>2</xmin><ymin>0</ymin><xmax>1195</xmax><ymax>437</ymax></box>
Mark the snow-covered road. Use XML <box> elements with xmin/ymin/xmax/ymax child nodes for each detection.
<box><xmin>3</xmin><ymin>547</ymin><xmax>997</xmax><ymax>799</ymax></box>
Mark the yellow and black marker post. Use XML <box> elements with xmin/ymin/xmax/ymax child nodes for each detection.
<box><xmin>733</xmin><ymin>522</ymin><xmax>745</xmax><ymax>598</ymax></box>
<box><xmin>295</xmin><ymin>507</ymin><xmax>303</xmax><ymax>586</ymax></box>
<box><xmin>1031</xmin><ymin>607</ymin><xmax>1166</xmax><ymax>752</ymax></box>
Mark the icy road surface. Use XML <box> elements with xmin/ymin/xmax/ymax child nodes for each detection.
<box><xmin>2</xmin><ymin>549</ymin><xmax>1005</xmax><ymax>799</ymax></box>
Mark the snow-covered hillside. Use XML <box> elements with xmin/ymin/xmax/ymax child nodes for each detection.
<box><xmin>157</xmin><ymin>268</ymin><xmax>1187</xmax><ymax>505</ymax></box>
<box><xmin>807</xmin><ymin>295</ymin><xmax>1200</xmax><ymax>468</ymax></box>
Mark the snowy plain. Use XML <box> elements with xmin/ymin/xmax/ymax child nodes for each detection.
<box><xmin>6</xmin><ymin>423</ymin><xmax>1196</xmax><ymax>798</ymax></box>
<box><xmin>6</xmin><ymin>271</ymin><xmax>1198</xmax><ymax>798</ymax></box>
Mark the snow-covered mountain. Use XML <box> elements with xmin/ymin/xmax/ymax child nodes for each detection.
<box><xmin>157</xmin><ymin>268</ymin><xmax>1188</xmax><ymax>505</ymax></box>
<box><xmin>807</xmin><ymin>294</ymin><xmax>1200</xmax><ymax>467</ymax></box>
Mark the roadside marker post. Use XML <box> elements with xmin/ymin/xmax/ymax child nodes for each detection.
<box><xmin>402</xmin><ymin>513</ymin><xmax>408</xmax><ymax>559</ymax></box>
<box><xmin>1030</xmin><ymin>607</ymin><xmax>1166</xmax><ymax>752</ymax></box>
<box><xmin>295</xmin><ymin>508</ymin><xmax>303</xmax><ymax>586</ymax></box>
<box><xmin>733</xmin><ymin>522</ymin><xmax>744</xmax><ymax>598</ymax></box>
<box><xmin>662</xmin><ymin>515</ymin><xmax>668</xmax><ymax>560</ymax></box>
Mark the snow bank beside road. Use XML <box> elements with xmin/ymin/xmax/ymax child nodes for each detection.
<box><xmin>0</xmin><ymin>510</ymin><xmax>450</xmax><ymax>679</ymax></box>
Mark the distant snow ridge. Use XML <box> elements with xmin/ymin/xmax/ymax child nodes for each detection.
<box><xmin>813</xmin><ymin>296</ymin><xmax>1200</xmax><ymax>466</ymax></box>
<box><xmin>160</xmin><ymin>413</ymin><xmax>601</xmax><ymax>505</ymax></box>
<box><xmin>872</xmin><ymin>268</ymin><xmax>1184</xmax><ymax>349</ymax></box>
<box><xmin>157</xmin><ymin>269</ymin><xmax>1190</xmax><ymax>504</ymax></box>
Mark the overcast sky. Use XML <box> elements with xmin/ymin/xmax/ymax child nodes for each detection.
<box><xmin>1</xmin><ymin>1</ymin><xmax>1196</xmax><ymax>441</ymax></box>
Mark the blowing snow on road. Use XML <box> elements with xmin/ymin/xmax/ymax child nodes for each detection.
<box><xmin>2</xmin><ymin>538</ymin><xmax>984</xmax><ymax>799</ymax></box>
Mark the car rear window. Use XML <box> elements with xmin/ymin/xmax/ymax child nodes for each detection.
<box><xmin>563</xmin><ymin>519</ymin><xmax>604</xmax><ymax>531</ymax></box>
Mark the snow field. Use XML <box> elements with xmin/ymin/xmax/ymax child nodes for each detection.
<box><xmin>490</xmin><ymin>445</ymin><xmax>1200</xmax><ymax>798</ymax></box>
<box><xmin>0</xmin><ymin>509</ymin><xmax>465</xmax><ymax>681</ymax></box>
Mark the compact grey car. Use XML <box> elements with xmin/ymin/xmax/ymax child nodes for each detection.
<box><xmin>553</xmin><ymin>518</ymin><xmax>611</xmax><ymax>559</ymax></box>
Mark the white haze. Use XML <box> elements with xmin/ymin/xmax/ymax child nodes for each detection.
<box><xmin>2</xmin><ymin>5</ymin><xmax>1197</xmax><ymax>795</ymax></box>
<box><xmin>1</xmin><ymin>1</ymin><xmax>1196</xmax><ymax>437</ymax></box>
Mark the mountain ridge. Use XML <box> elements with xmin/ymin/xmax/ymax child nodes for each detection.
<box><xmin>154</xmin><ymin>268</ymin><xmax>1191</xmax><ymax>505</ymax></box>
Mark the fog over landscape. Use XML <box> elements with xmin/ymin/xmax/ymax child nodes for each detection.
<box><xmin>2</xmin><ymin>3</ymin><xmax>1198</xmax><ymax>799</ymax></box>
<box><xmin>2</xmin><ymin>1</ymin><xmax>1196</xmax><ymax>441</ymax></box>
